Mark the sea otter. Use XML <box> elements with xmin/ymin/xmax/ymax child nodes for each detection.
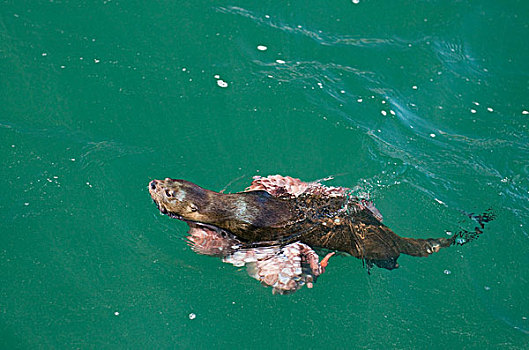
<box><xmin>149</xmin><ymin>175</ymin><xmax>493</xmax><ymax>294</ymax></box>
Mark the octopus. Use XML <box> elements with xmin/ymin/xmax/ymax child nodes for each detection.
<box><xmin>148</xmin><ymin>175</ymin><xmax>494</xmax><ymax>294</ymax></box>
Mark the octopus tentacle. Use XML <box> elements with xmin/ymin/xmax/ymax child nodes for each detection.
<box><xmin>186</xmin><ymin>224</ymin><xmax>332</xmax><ymax>294</ymax></box>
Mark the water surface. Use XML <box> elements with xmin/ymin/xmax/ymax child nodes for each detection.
<box><xmin>1</xmin><ymin>0</ymin><xmax>528</xmax><ymax>348</ymax></box>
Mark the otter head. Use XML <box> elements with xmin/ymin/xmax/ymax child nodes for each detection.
<box><xmin>148</xmin><ymin>178</ymin><xmax>213</xmax><ymax>223</ymax></box>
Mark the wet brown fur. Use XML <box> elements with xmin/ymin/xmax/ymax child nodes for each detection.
<box><xmin>149</xmin><ymin>178</ymin><xmax>451</xmax><ymax>269</ymax></box>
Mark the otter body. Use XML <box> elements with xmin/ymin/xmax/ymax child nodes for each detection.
<box><xmin>149</xmin><ymin>177</ymin><xmax>451</xmax><ymax>269</ymax></box>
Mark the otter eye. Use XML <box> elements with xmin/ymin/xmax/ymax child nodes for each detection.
<box><xmin>165</xmin><ymin>190</ymin><xmax>172</xmax><ymax>197</ymax></box>
<box><xmin>189</xmin><ymin>204</ymin><xmax>198</xmax><ymax>212</ymax></box>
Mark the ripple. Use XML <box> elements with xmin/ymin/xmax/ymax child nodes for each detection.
<box><xmin>216</xmin><ymin>6</ymin><xmax>406</xmax><ymax>48</ymax></box>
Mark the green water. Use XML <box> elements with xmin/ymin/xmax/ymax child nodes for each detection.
<box><xmin>1</xmin><ymin>0</ymin><xmax>529</xmax><ymax>348</ymax></box>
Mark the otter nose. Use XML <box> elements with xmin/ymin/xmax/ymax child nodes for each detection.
<box><xmin>150</xmin><ymin>180</ymin><xmax>157</xmax><ymax>190</ymax></box>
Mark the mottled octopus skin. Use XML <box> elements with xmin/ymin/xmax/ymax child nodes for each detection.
<box><xmin>185</xmin><ymin>221</ymin><xmax>332</xmax><ymax>294</ymax></box>
<box><xmin>149</xmin><ymin>176</ymin><xmax>450</xmax><ymax>262</ymax></box>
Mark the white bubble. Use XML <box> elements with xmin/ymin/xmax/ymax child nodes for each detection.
<box><xmin>114</xmin><ymin>311</ymin><xmax>119</xmax><ymax>316</ymax></box>
<box><xmin>275</xmin><ymin>59</ymin><xmax>285</xmax><ymax>64</ymax></box>
<box><xmin>24</xmin><ymin>202</ymin><xmax>29</xmax><ymax>206</ymax></box>
<box><xmin>430</xmin><ymin>133</ymin><xmax>436</xmax><ymax>138</ymax></box>
<box><xmin>217</xmin><ymin>80</ymin><xmax>228</xmax><ymax>88</ymax></box>
<box><xmin>484</xmin><ymin>286</ymin><xmax>491</xmax><ymax>291</ymax></box>
<box><xmin>42</xmin><ymin>53</ymin><xmax>47</xmax><ymax>56</ymax></box>
<box><xmin>257</xmin><ymin>45</ymin><xmax>267</xmax><ymax>51</ymax></box>
<box><xmin>381</xmin><ymin>110</ymin><xmax>387</xmax><ymax>116</ymax></box>
<box><xmin>443</xmin><ymin>269</ymin><xmax>451</xmax><ymax>275</ymax></box>
<box><xmin>390</xmin><ymin>110</ymin><xmax>396</xmax><ymax>115</ymax></box>
<box><xmin>434</xmin><ymin>198</ymin><xmax>445</xmax><ymax>205</ymax></box>
<box><xmin>94</xmin><ymin>59</ymin><xmax>100</xmax><ymax>63</ymax></box>
<box><xmin>522</xmin><ymin>110</ymin><xmax>528</xmax><ymax>115</ymax></box>
<box><xmin>487</xmin><ymin>107</ymin><xmax>493</xmax><ymax>112</ymax></box>
<box><xmin>352</xmin><ymin>0</ymin><xmax>360</xmax><ymax>3</ymax></box>
<box><xmin>412</xmin><ymin>85</ymin><xmax>418</xmax><ymax>90</ymax></box>
<box><xmin>189</xmin><ymin>313</ymin><xmax>196</xmax><ymax>320</ymax></box>
<box><xmin>473</xmin><ymin>101</ymin><xmax>480</xmax><ymax>106</ymax></box>
<box><xmin>470</xmin><ymin>109</ymin><xmax>477</xmax><ymax>114</ymax></box>
<box><xmin>357</xmin><ymin>98</ymin><xmax>363</xmax><ymax>103</ymax></box>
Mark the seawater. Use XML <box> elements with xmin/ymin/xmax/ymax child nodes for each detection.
<box><xmin>1</xmin><ymin>1</ymin><xmax>528</xmax><ymax>348</ymax></box>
